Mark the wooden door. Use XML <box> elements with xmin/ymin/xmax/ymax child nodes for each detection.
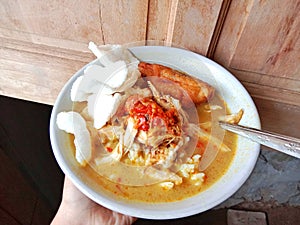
<box><xmin>1</xmin><ymin>0</ymin><xmax>299</xmax><ymax>106</ymax></box>
<box><xmin>0</xmin><ymin>0</ymin><xmax>223</xmax><ymax>104</ymax></box>
<box><xmin>213</xmin><ymin>0</ymin><xmax>300</xmax><ymax>106</ymax></box>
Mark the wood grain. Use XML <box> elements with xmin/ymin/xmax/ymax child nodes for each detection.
<box><xmin>0</xmin><ymin>30</ymin><xmax>94</xmax><ymax>104</ymax></box>
<box><xmin>214</xmin><ymin>0</ymin><xmax>300</xmax><ymax>106</ymax></box>
<box><xmin>98</xmin><ymin>0</ymin><xmax>148</xmax><ymax>44</ymax></box>
<box><xmin>171</xmin><ymin>0</ymin><xmax>223</xmax><ymax>55</ymax></box>
<box><xmin>207</xmin><ymin>0</ymin><xmax>232</xmax><ymax>58</ymax></box>
<box><xmin>0</xmin><ymin>0</ymin><xmax>299</xmax><ymax>107</ymax></box>
<box><xmin>213</xmin><ymin>0</ymin><xmax>255</xmax><ymax>66</ymax></box>
<box><xmin>229</xmin><ymin>0</ymin><xmax>300</xmax><ymax>78</ymax></box>
<box><xmin>0</xmin><ymin>0</ymin><xmax>103</xmax><ymax>43</ymax></box>
<box><xmin>146</xmin><ymin>0</ymin><xmax>223</xmax><ymax>55</ymax></box>
<box><xmin>146</xmin><ymin>0</ymin><xmax>174</xmax><ymax>44</ymax></box>
<box><xmin>0</xmin><ymin>0</ymin><xmax>222</xmax><ymax>104</ymax></box>
<box><xmin>253</xmin><ymin>97</ymin><xmax>300</xmax><ymax>139</ymax></box>
<box><xmin>0</xmin><ymin>0</ymin><xmax>149</xmax><ymax>104</ymax></box>
<box><xmin>230</xmin><ymin>68</ymin><xmax>300</xmax><ymax>106</ymax></box>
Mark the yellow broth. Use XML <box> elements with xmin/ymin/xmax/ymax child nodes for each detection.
<box><xmin>69</xmin><ymin>98</ymin><xmax>237</xmax><ymax>203</ymax></box>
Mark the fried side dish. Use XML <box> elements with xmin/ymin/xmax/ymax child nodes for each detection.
<box><xmin>138</xmin><ymin>62</ymin><xmax>215</xmax><ymax>106</ymax></box>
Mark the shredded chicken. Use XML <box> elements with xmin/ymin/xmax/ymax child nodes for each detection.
<box><xmin>219</xmin><ymin>109</ymin><xmax>244</xmax><ymax>124</ymax></box>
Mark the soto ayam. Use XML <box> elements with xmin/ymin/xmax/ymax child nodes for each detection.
<box><xmin>56</xmin><ymin>43</ymin><xmax>243</xmax><ymax>202</ymax></box>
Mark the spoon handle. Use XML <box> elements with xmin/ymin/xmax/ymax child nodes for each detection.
<box><xmin>219</xmin><ymin>121</ymin><xmax>300</xmax><ymax>159</ymax></box>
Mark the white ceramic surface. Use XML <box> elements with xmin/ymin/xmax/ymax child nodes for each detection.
<box><xmin>50</xmin><ymin>46</ymin><xmax>261</xmax><ymax>219</ymax></box>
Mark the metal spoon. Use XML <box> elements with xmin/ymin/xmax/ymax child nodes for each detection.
<box><xmin>219</xmin><ymin>121</ymin><xmax>300</xmax><ymax>159</ymax></box>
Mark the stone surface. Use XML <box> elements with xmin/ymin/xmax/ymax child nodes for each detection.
<box><xmin>218</xmin><ymin>148</ymin><xmax>300</xmax><ymax>208</ymax></box>
<box><xmin>227</xmin><ymin>209</ymin><xmax>267</xmax><ymax>225</ymax></box>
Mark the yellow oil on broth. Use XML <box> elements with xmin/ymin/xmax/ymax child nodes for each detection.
<box><xmin>70</xmin><ymin>100</ymin><xmax>237</xmax><ymax>203</ymax></box>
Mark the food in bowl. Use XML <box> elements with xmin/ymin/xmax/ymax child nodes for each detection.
<box><xmin>56</xmin><ymin>43</ymin><xmax>244</xmax><ymax>203</ymax></box>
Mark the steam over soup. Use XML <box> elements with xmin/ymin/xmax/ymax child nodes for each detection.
<box><xmin>57</xmin><ymin>44</ymin><xmax>243</xmax><ymax>203</ymax></box>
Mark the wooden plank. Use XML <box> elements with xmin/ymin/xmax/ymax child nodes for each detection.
<box><xmin>0</xmin><ymin>0</ymin><xmax>103</xmax><ymax>43</ymax></box>
<box><xmin>171</xmin><ymin>0</ymin><xmax>223</xmax><ymax>55</ymax></box>
<box><xmin>98</xmin><ymin>0</ymin><xmax>148</xmax><ymax>44</ymax></box>
<box><xmin>229</xmin><ymin>68</ymin><xmax>300</xmax><ymax>106</ymax></box>
<box><xmin>146</xmin><ymin>0</ymin><xmax>223</xmax><ymax>54</ymax></box>
<box><xmin>253</xmin><ymin>97</ymin><xmax>300</xmax><ymax>139</ymax></box>
<box><xmin>213</xmin><ymin>0</ymin><xmax>300</xmax><ymax>106</ymax></box>
<box><xmin>229</xmin><ymin>0</ymin><xmax>300</xmax><ymax>79</ymax></box>
<box><xmin>243</xmin><ymin>81</ymin><xmax>300</xmax><ymax>107</ymax></box>
<box><xmin>0</xmin><ymin>21</ymin><xmax>96</xmax><ymax>104</ymax></box>
<box><xmin>0</xmin><ymin>26</ymin><xmax>95</xmax><ymax>104</ymax></box>
<box><xmin>0</xmin><ymin>0</ymin><xmax>149</xmax><ymax>104</ymax></box>
<box><xmin>0</xmin><ymin>27</ymin><xmax>91</xmax><ymax>53</ymax></box>
<box><xmin>207</xmin><ymin>0</ymin><xmax>232</xmax><ymax>58</ymax></box>
<box><xmin>0</xmin><ymin>0</ymin><xmax>149</xmax><ymax>45</ymax></box>
<box><xmin>231</xmin><ymin>69</ymin><xmax>300</xmax><ymax>93</ymax></box>
<box><xmin>213</xmin><ymin>0</ymin><xmax>255</xmax><ymax>66</ymax></box>
<box><xmin>0</xmin><ymin>33</ymin><xmax>94</xmax><ymax>63</ymax></box>
<box><xmin>146</xmin><ymin>0</ymin><xmax>174</xmax><ymax>44</ymax></box>
<box><xmin>0</xmin><ymin>45</ymin><xmax>90</xmax><ymax>104</ymax></box>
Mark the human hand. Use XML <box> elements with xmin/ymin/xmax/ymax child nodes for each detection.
<box><xmin>51</xmin><ymin>176</ymin><xmax>137</xmax><ymax>225</ymax></box>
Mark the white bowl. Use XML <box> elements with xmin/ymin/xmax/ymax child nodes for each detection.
<box><xmin>50</xmin><ymin>46</ymin><xmax>260</xmax><ymax>219</ymax></box>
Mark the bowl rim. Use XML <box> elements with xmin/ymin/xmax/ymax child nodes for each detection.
<box><xmin>50</xmin><ymin>45</ymin><xmax>261</xmax><ymax>219</ymax></box>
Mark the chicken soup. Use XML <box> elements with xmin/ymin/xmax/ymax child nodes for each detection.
<box><xmin>57</xmin><ymin>44</ymin><xmax>242</xmax><ymax>203</ymax></box>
